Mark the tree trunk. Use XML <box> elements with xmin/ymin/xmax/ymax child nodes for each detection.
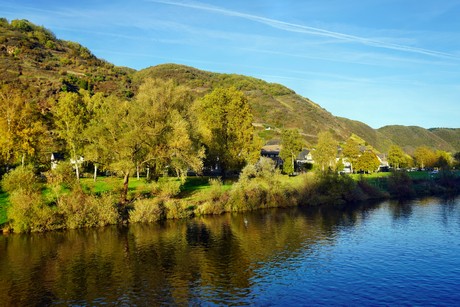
<box><xmin>75</xmin><ymin>163</ymin><xmax>80</xmax><ymax>180</ymax></box>
<box><xmin>93</xmin><ymin>164</ymin><xmax>98</xmax><ymax>182</ymax></box>
<box><xmin>136</xmin><ymin>165</ymin><xmax>140</xmax><ymax>181</ymax></box>
<box><xmin>21</xmin><ymin>153</ymin><xmax>25</xmax><ymax>167</ymax></box>
<box><xmin>121</xmin><ymin>171</ymin><xmax>129</xmax><ymax>204</ymax></box>
<box><xmin>146</xmin><ymin>166</ymin><xmax>150</xmax><ymax>181</ymax></box>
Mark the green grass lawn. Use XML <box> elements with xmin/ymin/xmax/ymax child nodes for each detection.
<box><xmin>0</xmin><ymin>191</ymin><xmax>9</xmax><ymax>226</ymax></box>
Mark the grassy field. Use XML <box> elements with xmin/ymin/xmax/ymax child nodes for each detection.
<box><xmin>0</xmin><ymin>191</ymin><xmax>8</xmax><ymax>226</ymax></box>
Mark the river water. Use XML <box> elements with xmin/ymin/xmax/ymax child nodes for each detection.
<box><xmin>1</xmin><ymin>197</ymin><xmax>460</xmax><ymax>306</ymax></box>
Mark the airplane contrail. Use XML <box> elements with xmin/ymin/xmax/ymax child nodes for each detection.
<box><xmin>149</xmin><ymin>0</ymin><xmax>458</xmax><ymax>60</ymax></box>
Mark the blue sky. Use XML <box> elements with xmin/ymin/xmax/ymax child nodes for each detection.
<box><xmin>2</xmin><ymin>0</ymin><xmax>460</xmax><ymax>129</ymax></box>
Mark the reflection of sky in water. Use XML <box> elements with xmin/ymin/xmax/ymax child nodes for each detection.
<box><xmin>248</xmin><ymin>198</ymin><xmax>460</xmax><ymax>305</ymax></box>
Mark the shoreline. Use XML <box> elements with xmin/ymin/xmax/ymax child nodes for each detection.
<box><xmin>2</xmin><ymin>171</ymin><xmax>460</xmax><ymax>234</ymax></box>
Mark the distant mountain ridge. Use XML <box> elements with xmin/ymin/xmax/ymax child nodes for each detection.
<box><xmin>1</xmin><ymin>18</ymin><xmax>459</xmax><ymax>153</ymax></box>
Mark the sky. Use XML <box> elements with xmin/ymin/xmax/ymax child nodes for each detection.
<box><xmin>1</xmin><ymin>0</ymin><xmax>460</xmax><ymax>129</ymax></box>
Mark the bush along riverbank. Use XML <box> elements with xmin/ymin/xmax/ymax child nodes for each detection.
<box><xmin>1</xmin><ymin>159</ymin><xmax>460</xmax><ymax>233</ymax></box>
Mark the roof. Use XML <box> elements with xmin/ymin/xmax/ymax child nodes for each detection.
<box><xmin>296</xmin><ymin>149</ymin><xmax>311</xmax><ymax>161</ymax></box>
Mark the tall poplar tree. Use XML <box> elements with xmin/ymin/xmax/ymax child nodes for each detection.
<box><xmin>279</xmin><ymin>129</ymin><xmax>304</xmax><ymax>175</ymax></box>
<box><xmin>313</xmin><ymin>131</ymin><xmax>338</xmax><ymax>172</ymax></box>
<box><xmin>52</xmin><ymin>91</ymin><xmax>88</xmax><ymax>179</ymax></box>
<box><xmin>342</xmin><ymin>137</ymin><xmax>361</xmax><ymax>173</ymax></box>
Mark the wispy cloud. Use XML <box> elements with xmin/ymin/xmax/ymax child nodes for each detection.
<box><xmin>149</xmin><ymin>0</ymin><xmax>459</xmax><ymax>60</ymax></box>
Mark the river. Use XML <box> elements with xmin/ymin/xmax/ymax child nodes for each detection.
<box><xmin>1</xmin><ymin>197</ymin><xmax>460</xmax><ymax>306</ymax></box>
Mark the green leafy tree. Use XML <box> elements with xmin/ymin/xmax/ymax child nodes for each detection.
<box><xmin>85</xmin><ymin>79</ymin><xmax>205</xmax><ymax>202</ymax></box>
<box><xmin>313</xmin><ymin>131</ymin><xmax>337</xmax><ymax>172</ymax></box>
<box><xmin>52</xmin><ymin>91</ymin><xmax>89</xmax><ymax>179</ymax></box>
<box><xmin>10</xmin><ymin>19</ymin><xmax>34</xmax><ymax>32</ymax></box>
<box><xmin>82</xmin><ymin>92</ymin><xmax>108</xmax><ymax>181</ymax></box>
<box><xmin>279</xmin><ymin>129</ymin><xmax>304</xmax><ymax>175</ymax></box>
<box><xmin>413</xmin><ymin>146</ymin><xmax>437</xmax><ymax>169</ymax></box>
<box><xmin>0</xmin><ymin>85</ymin><xmax>46</xmax><ymax>167</ymax></box>
<box><xmin>84</xmin><ymin>94</ymin><xmax>138</xmax><ymax>202</ymax></box>
<box><xmin>435</xmin><ymin>150</ymin><xmax>452</xmax><ymax>170</ymax></box>
<box><xmin>133</xmin><ymin>78</ymin><xmax>204</xmax><ymax>181</ymax></box>
<box><xmin>196</xmin><ymin>87</ymin><xmax>259</xmax><ymax>176</ymax></box>
<box><xmin>354</xmin><ymin>151</ymin><xmax>380</xmax><ymax>173</ymax></box>
<box><xmin>342</xmin><ymin>137</ymin><xmax>361</xmax><ymax>173</ymax></box>
<box><xmin>388</xmin><ymin>145</ymin><xmax>406</xmax><ymax>169</ymax></box>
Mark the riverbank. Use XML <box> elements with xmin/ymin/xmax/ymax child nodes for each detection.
<box><xmin>1</xmin><ymin>166</ymin><xmax>460</xmax><ymax>234</ymax></box>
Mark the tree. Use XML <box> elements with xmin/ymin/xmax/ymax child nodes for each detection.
<box><xmin>279</xmin><ymin>129</ymin><xmax>304</xmax><ymax>175</ymax></box>
<box><xmin>52</xmin><ymin>91</ymin><xmax>88</xmax><ymax>179</ymax></box>
<box><xmin>342</xmin><ymin>137</ymin><xmax>361</xmax><ymax>173</ymax></box>
<box><xmin>454</xmin><ymin>152</ymin><xmax>460</xmax><ymax>167</ymax></box>
<box><xmin>0</xmin><ymin>85</ymin><xmax>46</xmax><ymax>167</ymax></box>
<box><xmin>354</xmin><ymin>151</ymin><xmax>380</xmax><ymax>173</ymax></box>
<box><xmin>413</xmin><ymin>146</ymin><xmax>436</xmax><ymax>169</ymax></box>
<box><xmin>82</xmin><ymin>92</ymin><xmax>108</xmax><ymax>181</ymax></box>
<box><xmin>313</xmin><ymin>131</ymin><xmax>337</xmax><ymax>172</ymax></box>
<box><xmin>388</xmin><ymin>145</ymin><xmax>406</xmax><ymax>169</ymax></box>
<box><xmin>196</xmin><ymin>87</ymin><xmax>259</xmax><ymax>176</ymax></box>
<box><xmin>84</xmin><ymin>79</ymin><xmax>205</xmax><ymax>203</ymax></box>
<box><xmin>133</xmin><ymin>78</ymin><xmax>204</xmax><ymax>181</ymax></box>
<box><xmin>435</xmin><ymin>150</ymin><xmax>452</xmax><ymax>170</ymax></box>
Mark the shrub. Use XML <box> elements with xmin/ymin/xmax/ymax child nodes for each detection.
<box><xmin>239</xmin><ymin>164</ymin><xmax>257</xmax><ymax>184</ymax></box>
<box><xmin>387</xmin><ymin>171</ymin><xmax>415</xmax><ymax>199</ymax></box>
<box><xmin>196</xmin><ymin>200</ymin><xmax>226</xmax><ymax>215</ymax></box>
<box><xmin>88</xmin><ymin>193</ymin><xmax>119</xmax><ymax>226</ymax></box>
<box><xmin>58</xmin><ymin>188</ymin><xmax>92</xmax><ymax>229</ymax></box>
<box><xmin>165</xmin><ymin>199</ymin><xmax>193</xmax><ymax>219</ymax></box>
<box><xmin>129</xmin><ymin>198</ymin><xmax>165</xmax><ymax>223</ymax></box>
<box><xmin>10</xmin><ymin>19</ymin><xmax>34</xmax><ymax>32</ymax></box>
<box><xmin>58</xmin><ymin>188</ymin><xmax>118</xmax><ymax>229</ymax></box>
<box><xmin>208</xmin><ymin>178</ymin><xmax>224</xmax><ymax>201</ymax></box>
<box><xmin>158</xmin><ymin>180</ymin><xmax>182</xmax><ymax>198</ymax></box>
<box><xmin>7</xmin><ymin>190</ymin><xmax>59</xmax><ymax>233</ymax></box>
<box><xmin>1</xmin><ymin>165</ymin><xmax>41</xmax><ymax>194</ymax></box>
<box><xmin>305</xmin><ymin>173</ymin><xmax>359</xmax><ymax>206</ymax></box>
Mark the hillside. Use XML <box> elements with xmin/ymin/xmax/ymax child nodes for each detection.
<box><xmin>0</xmin><ymin>18</ymin><xmax>134</xmax><ymax>101</ymax></box>
<box><xmin>335</xmin><ymin>117</ymin><xmax>393</xmax><ymax>152</ymax></box>
<box><xmin>134</xmin><ymin>64</ymin><xmax>351</xmax><ymax>145</ymax></box>
<box><xmin>377</xmin><ymin>125</ymin><xmax>455</xmax><ymax>154</ymax></box>
<box><xmin>1</xmin><ymin>18</ymin><xmax>459</xmax><ymax>154</ymax></box>
<box><xmin>429</xmin><ymin>128</ymin><xmax>460</xmax><ymax>152</ymax></box>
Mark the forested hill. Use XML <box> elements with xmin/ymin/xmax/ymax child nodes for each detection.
<box><xmin>1</xmin><ymin>18</ymin><xmax>459</xmax><ymax>152</ymax></box>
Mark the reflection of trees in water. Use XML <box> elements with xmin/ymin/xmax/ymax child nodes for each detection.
<box><xmin>389</xmin><ymin>200</ymin><xmax>414</xmax><ymax>221</ymax></box>
<box><xmin>439</xmin><ymin>196</ymin><xmax>460</xmax><ymax>227</ymax></box>
<box><xmin>1</xmin><ymin>197</ymin><xmax>455</xmax><ymax>305</ymax></box>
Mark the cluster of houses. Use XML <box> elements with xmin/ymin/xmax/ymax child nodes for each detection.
<box><xmin>260</xmin><ymin>144</ymin><xmax>389</xmax><ymax>174</ymax></box>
